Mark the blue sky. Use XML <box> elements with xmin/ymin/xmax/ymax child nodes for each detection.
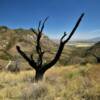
<box><xmin>0</xmin><ymin>0</ymin><xmax>100</xmax><ymax>40</ymax></box>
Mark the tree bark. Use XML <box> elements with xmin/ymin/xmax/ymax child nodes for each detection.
<box><xmin>35</xmin><ymin>69</ymin><xmax>44</xmax><ymax>81</ymax></box>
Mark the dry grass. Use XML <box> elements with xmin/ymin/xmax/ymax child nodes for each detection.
<box><xmin>0</xmin><ymin>64</ymin><xmax>100</xmax><ymax>100</ymax></box>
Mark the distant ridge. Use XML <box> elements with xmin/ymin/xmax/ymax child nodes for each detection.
<box><xmin>52</xmin><ymin>37</ymin><xmax>100</xmax><ymax>44</ymax></box>
<box><xmin>88</xmin><ymin>37</ymin><xmax>100</xmax><ymax>42</ymax></box>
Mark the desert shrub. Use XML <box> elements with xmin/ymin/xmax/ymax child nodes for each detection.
<box><xmin>21</xmin><ymin>82</ymin><xmax>48</xmax><ymax>100</ymax></box>
<box><xmin>0</xmin><ymin>54</ymin><xmax>10</xmax><ymax>60</ymax></box>
<box><xmin>5</xmin><ymin>37</ymin><xmax>16</xmax><ymax>50</ymax></box>
<box><xmin>59</xmin><ymin>58</ymin><xmax>69</xmax><ymax>66</ymax></box>
<box><xmin>69</xmin><ymin>56</ymin><xmax>86</xmax><ymax>65</ymax></box>
<box><xmin>86</xmin><ymin>55</ymin><xmax>97</xmax><ymax>63</ymax></box>
<box><xmin>6</xmin><ymin>63</ymin><xmax>20</xmax><ymax>73</ymax></box>
<box><xmin>0</xmin><ymin>26</ymin><xmax>8</xmax><ymax>32</ymax></box>
<box><xmin>67</xmin><ymin>72</ymin><xmax>80</xmax><ymax>79</ymax></box>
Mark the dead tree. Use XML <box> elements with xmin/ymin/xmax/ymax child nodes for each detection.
<box><xmin>16</xmin><ymin>13</ymin><xmax>84</xmax><ymax>81</ymax></box>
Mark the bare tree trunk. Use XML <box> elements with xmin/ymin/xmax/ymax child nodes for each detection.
<box><xmin>35</xmin><ymin>70</ymin><xmax>44</xmax><ymax>81</ymax></box>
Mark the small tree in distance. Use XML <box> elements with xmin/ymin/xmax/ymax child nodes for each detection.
<box><xmin>16</xmin><ymin>13</ymin><xmax>84</xmax><ymax>82</ymax></box>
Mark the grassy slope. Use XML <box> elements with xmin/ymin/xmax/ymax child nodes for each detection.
<box><xmin>0</xmin><ymin>26</ymin><xmax>100</xmax><ymax>100</ymax></box>
<box><xmin>0</xmin><ymin>64</ymin><xmax>100</xmax><ymax>100</ymax></box>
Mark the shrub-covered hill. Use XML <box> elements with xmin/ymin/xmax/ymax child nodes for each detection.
<box><xmin>86</xmin><ymin>41</ymin><xmax>100</xmax><ymax>56</ymax></box>
<box><xmin>0</xmin><ymin>26</ymin><xmax>73</xmax><ymax>69</ymax></box>
<box><xmin>0</xmin><ymin>26</ymin><xmax>99</xmax><ymax>70</ymax></box>
<box><xmin>66</xmin><ymin>41</ymin><xmax>100</xmax><ymax>65</ymax></box>
<box><xmin>0</xmin><ymin>26</ymin><xmax>58</xmax><ymax>58</ymax></box>
<box><xmin>84</xmin><ymin>41</ymin><xmax>100</xmax><ymax>63</ymax></box>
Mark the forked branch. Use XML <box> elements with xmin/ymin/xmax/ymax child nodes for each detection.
<box><xmin>16</xmin><ymin>46</ymin><xmax>37</xmax><ymax>70</ymax></box>
<box><xmin>36</xmin><ymin>17</ymin><xmax>48</xmax><ymax>66</ymax></box>
<box><xmin>41</xmin><ymin>13</ymin><xmax>84</xmax><ymax>72</ymax></box>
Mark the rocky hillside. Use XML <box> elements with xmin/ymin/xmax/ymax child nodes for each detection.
<box><xmin>0</xmin><ymin>26</ymin><xmax>99</xmax><ymax>70</ymax></box>
<box><xmin>85</xmin><ymin>41</ymin><xmax>100</xmax><ymax>63</ymax></box>
<box><xmin>86</xmin><ymin>41</ymin><xmax>100</xmax><ymax>56</ymax></box>
<box><xmin>0</xmin><ymin>26</ymin><xmax>72</xmax><ymax>69</ymax></box>
<box><xmin>0</xmin><ymin>26</ymin><xmax>58</xmax><ymax>60</ymax></box>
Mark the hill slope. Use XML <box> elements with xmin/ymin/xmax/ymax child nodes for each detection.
<box><xmin>0</xmin><ymin>26</ymin><xmax>99</xmax><ymax>70</ymax></box>
<box><xmin>0</xmin><ymin>26</ymin><xmax>73</xmax><ymax>69</ymax></box>
<box><xmin>0</xmin><ymin>26</ymin><xmax>58</xmax><ymax>59</ymax></box>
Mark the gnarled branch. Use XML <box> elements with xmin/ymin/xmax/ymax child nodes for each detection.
<box><xmin>41</xmin><ymin>13</ymin><xmax>84</xmax><ymax>72</ymax></box>
<box><xmin>63</xmin><ymin>13</ymin><xmax>84</xmax><ymax>44</ymax></box>
<box><xmin>16</xmin><ymin>46</ymin><xmax>37</xmax><ymax>70</ymax></box>
<box><xmin>35</xmin><ymin>17</ymin><xmax>48</xmax><ymax>66</ymax></box>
